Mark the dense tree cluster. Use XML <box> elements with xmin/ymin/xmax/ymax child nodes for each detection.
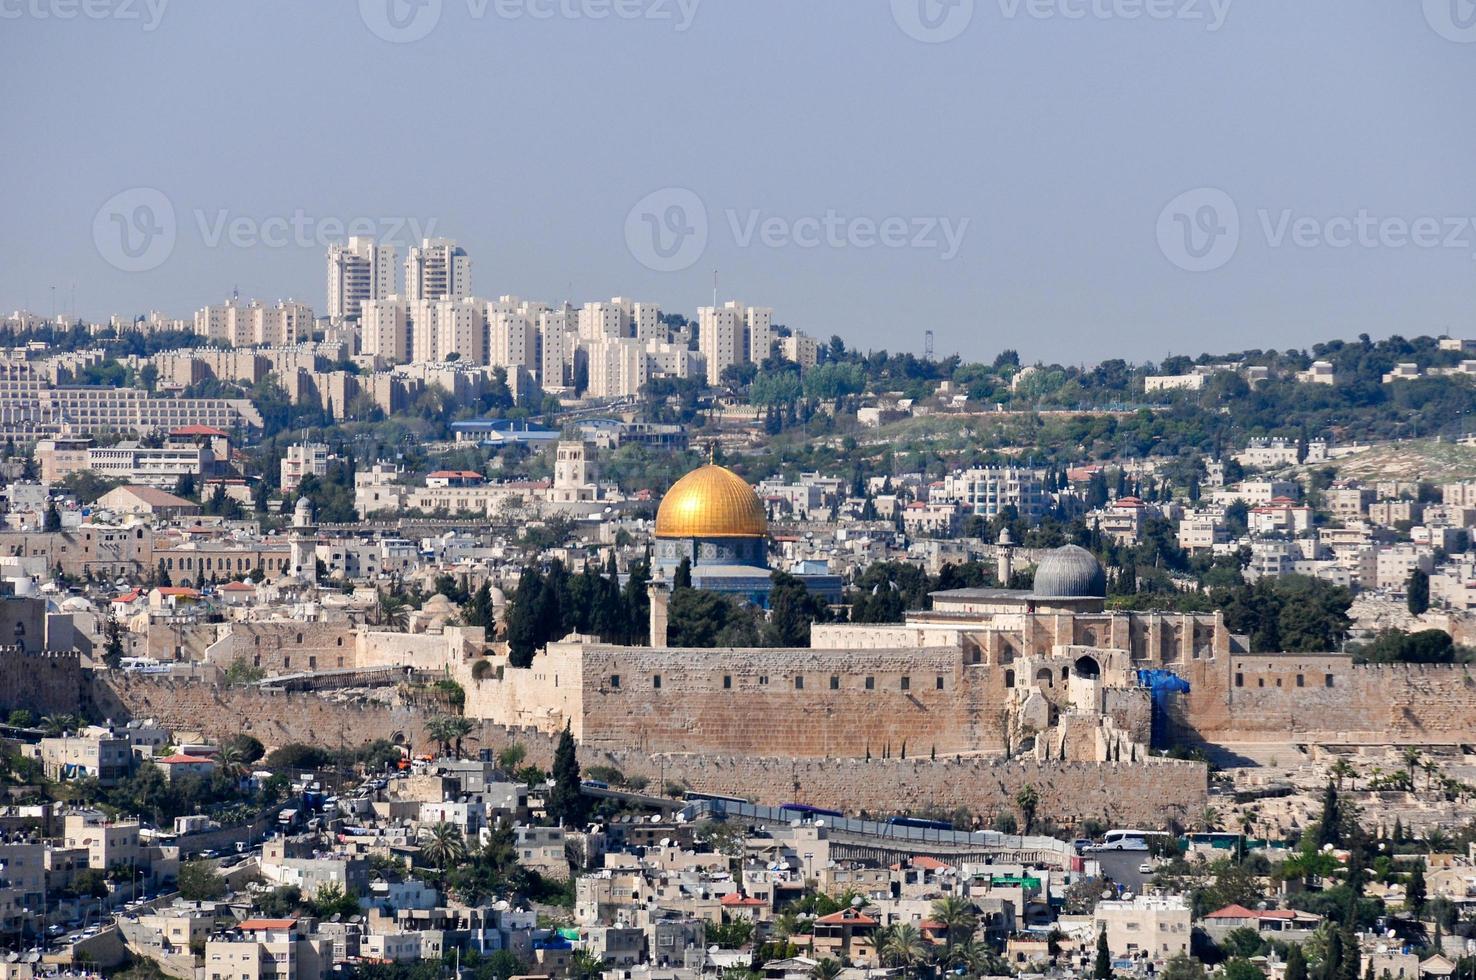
<box><xmin>505</xmin><ymin>558</ymin><xmax>650</xmax><ymax>666</ymax></box>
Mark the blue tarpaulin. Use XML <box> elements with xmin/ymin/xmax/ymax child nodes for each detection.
<box><xmin>1137</xmin><ymin>669</ymin><xmax>1190</xmax><ymax>748</ymax></box>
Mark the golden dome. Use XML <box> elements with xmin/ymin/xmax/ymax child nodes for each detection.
<box><xmin>654</xmin><ymin>463</ymin><xmax>768</xmax><ymax>539</ymax></box>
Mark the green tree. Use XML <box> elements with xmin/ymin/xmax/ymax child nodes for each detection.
<box><xmin>1159</xmin><ymin>953</ymin><xmax>1207</xmax><ymax>980</ymax></box>
<box><xmin>763</xmin><ymin>571</ymin><xmax>830</xmax><ymax>647</ymax></box>
<box><xmin>930</xmin><ymin>895</ymin><xmax>977</xmax><ymax>952</ymax></box>
<box><xmin>1407</xmin><ymin>862</ymin><xmax>1427</xmax><ymax>916</ymax></box>
<box><xmin>102</xmin><ymin>612</ymin><xmax>125</xmax><ymax>669</ymax></box>
<box><xmin>419</xmin><ymin>822</ymin><xmax>467</xmax><ymax>872</ymax></box>
<box><xmin>43</xmin><ymin>500</ymin><xmax>62</xmax><ymax>532</ymax></box>
<box><xmin>310</xmin><ymin>882</ymin><xmax>361</xmax><ymax>919</ymax></box>
<box><xmin>177</xmin><ymin>860</ymin><xmax>226</xmax><ymax>901</ymax></box>
<box><xmin>547</xmin><ymin>722</ymin><xmax>586</xmax><ymax>828</ymax></box>
<box><xmin>1094</xmin><ymin>928</ymin><xmax>1113</xmax><ymax>978</ymax></box>
<box><xmin>1015</xmin><ymin>783</ymin><xmax>1040</xmax><ymax>834</ymax></box>
<box><xmin>1407</xmin><ymin>568</ymin><xmax>1430</xmax><ymax>616</ymax></box>
<box><xmin>1285</xmin><ymin>943</ymin><xmax>1308</xmax><ymax>980</ymax></box>
<box><xmin>877</xmin><ymin>923</ymin><xmax>927</xmax><ymax>976</ymax></box>
<box><xmin>1222</xmin><ymin>958</ymin><xmax>1266</xmax><ymax>980</ymax></box>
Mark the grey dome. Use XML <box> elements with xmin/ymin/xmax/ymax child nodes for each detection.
<box><xmin>1031</xmin><ymin>545</ymin><xmax>1106</xmax><ymax>598</ymax></box>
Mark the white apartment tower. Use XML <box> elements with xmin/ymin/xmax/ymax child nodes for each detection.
<box><xmin>410</xmin><ymin>297</ymin><xmax>486</xmax><ymax>364</ymax></box>
<box><xmin>537</xmin><ymin>304</ymin><xmax>579</xmax><ymax>390</ymax></box>
<box><xmin>360</xmin><ymin>296</ymin><xmax>411</xmax><ymax>363</ymax></box>
<box><xmin>193</xmin><ymin>298</ymin><xmax>313</xmax><ymax>348</ymax></box>
<box><xmin>698</xmin><ymin>301</ymin><xmax>773</xmax><ymax>386</ymax></box>
<box><xmin>404</xmin><ymin>239</ymin><xmax>471</xmax><ymax>302</ymax></box>
<box><xmin>487</xmin><ymin>298</ymin><xmax>538</xmax><ymax>372</ymax></box>
<box><xmin>326</xmin><ymin>237</ymin><xmax>397</xmax><ymax>320</ymax></box>
<box><xmin>585</xmin><ymin>337</ymin><xmax>649</xmax><ymax>398</ymax></box>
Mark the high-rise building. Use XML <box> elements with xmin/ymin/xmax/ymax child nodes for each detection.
<box><xmin>326</xmin><ymin>237</ymin><xmax>397</xmax><ymax>320</ymax></box>
<box><xmin>779</xmin><ymin>331</ymin><xmax>819</xmax><ymax>370</ymax></box>
<box><xmin>404</xmin><ymin>238</ymin><xmax>471</xmax><ymax>302</ymax></box>
<box><xmin>360</xmin><ymin>296</ymin><xmax>411</xmax><ymax>363</ymax></box>
<box><xmin>697</xmin><ymin>301</ymin><xmax>772</xmax><ymax>386</ymax></box>
<box><xmin>578</xmin><ymin>301</ymin><xmax>625</xmax><ymax>341</ymax></box>
<box><xmin>584</xmin><ymin>337</ymin><xmax>649</xmax><ymax>398</ymax></box>
<box><xmin>537</xmin><ymin>304</ymin><xmax>578</xmax><ymax>390</ymax></box>
<box><xmin>410</xmin><ymin>296</ymin><xmax>485</xmax><ymax>364</ymax></box>
<box><xmin>193</xmin><ymin>298</ymin><xmax>313</xmax><ymax>348</ymax></box>
<box><xmin>487</xmin><ymin>298</ymin><xmax>537</xmax><ymax>372</ymax></box>
<box><xmin>577</xmin><ymin>297</ymin><xmax>663</xmax><ymax>343</ymax></box>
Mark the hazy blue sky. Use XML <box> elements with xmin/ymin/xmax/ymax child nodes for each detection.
<box><xmin>3</xmin><ymin>0</ymin><xmax>1474</xmax><ymax>363</ymax></box>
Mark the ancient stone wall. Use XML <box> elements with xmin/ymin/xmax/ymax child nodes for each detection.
<box><xmin>95</xmin><ymin>675</ymin><xmax>1203</xmax><ymax>828</ymax></box>
<box><xmin>573</xmin><ymin>644</ymin><xmax>1009</xmax><ymax>757</ymax></box>
<box><xmin>0</xmin><ymin>647</ymin><xmax>83</xmax><ymax>716</ymax></box>
<box><xmin>592</xmin><ymin>753</ymin><xmax>1207</xmax><ymax>829</ymax></box>
<box><xmin>1176</xmin><ymin>654</ymin><xmax>1476</xmax><ymax>745</ymax></box>
<box><xmin>203</xmin><ymin>622</ymin><xmax>357</xmax><ymax>675</ymax></box>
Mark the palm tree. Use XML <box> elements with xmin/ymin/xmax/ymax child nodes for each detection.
<box><xmin>419</xmin><ymin>822</ymin><xmax>466</xmax><ymax>871</ymax></box>
<box><xmin>810</xmin><ymin>959</ymin><xmax>842</xmax><ymax>980</ymax></box>
<box><xmin>948</xmin><ymin>937</ymin><xmax>1000</xmax><ymax>976</ymax></box>
<box><xmin>1402</xmin><ymin>747</ymin><xmax>1424</xmax><ymax>787</ymax></box>
<box><xmin>1330</xmin><ymin>758</ymin><xmax>1357</xmax><ymax>791</ymax></box>
<box><xmin>424</xmin><ymin>716</ymin><xmax>459</xmax><ymax>758</ymax></box>
<box><xmin>215</xmin><ymin>743</ymin><xmax>248</xmax><ymax>780</ymax></box>
<box><xmin>445</xmin><ymin>716</ymin><xmax>475</xmax><ymax>759</ymax></box>
<box><xmin>930</xmin><ymin>895</ymin><xmax>978</xmax><ymax>951</ymax></box>
<box><xmin>39</xmin><ymin>713</ymin><xmax>78</xmax><ymax>737</ymax></box>
<box><xmin>569</xmin><ymin>950</ymin><xmax>607</xmax><ymax>980</ymax></box>
<box><xmin>878</xmin><ymin>922</ymin><xmax>928</xmax><ymax>977</ymax></box>
<box><xmin>377</xmin><ymin>590</ymin><xmax>411</xmax><ymax>632</ymax></box>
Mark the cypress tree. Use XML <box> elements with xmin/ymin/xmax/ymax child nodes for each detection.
<box><xmin>1285</xmin><ymin>944</ymin><xmax>1307</xmax><ymax>980</ymax></box>
<box><xmin>547</xmin><ymin>722</ymin><xmax>586</xmax><ymax>827</ymax></box>
<box><xmin>1094</xmin><ymin>928</ymin><xmax>1112</xmax><ymax>979</ymax></box>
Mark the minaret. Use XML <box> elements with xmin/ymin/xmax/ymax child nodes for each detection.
<box><xmin>996</xmin><ymin>526</ymin><xmax>1014</xmax><ymax>585</ymax></box>
<box><xmin>290</xmin><ymin>496</ymin><xmax>318</xmax><ymax>582</ymax></box>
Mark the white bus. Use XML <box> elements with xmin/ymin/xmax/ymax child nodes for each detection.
<box><xmin>1092</xmin><ymin>829</ymin><xmax>1174</xmax><ymax>851</ymax></box>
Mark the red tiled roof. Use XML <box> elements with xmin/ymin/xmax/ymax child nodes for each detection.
<box><xmin>157</xmin><ymin>754</ymin><xmax>213</xmax><ymax>765</ymax></box>
<box><xmin>427</xmin><ymin>470</ymin><xmax>483</xmax><ymax>479</ymax></box>
<box><xmin>721</xmin><ymin>893</ymin><xmax>765</xmax><ymax>907</ymax></box>
<box><xmin>816</xmin><ymin>910</ymin><xmax>877</xmax><ymax>926</ymax></box>
<box><xmin>1204</xmin><ymin>904</ymin><xmax>1257</xmax><ymax>919</ymax></box>
<box><xmin>112</xmin><ymin>589</ymin><xmax>142</xmax><ymax>603</ymax></box>
<box><xmin>219</xmin><ymin>582</ymin><xmax>255</xmax><ymax>591</ymax></box>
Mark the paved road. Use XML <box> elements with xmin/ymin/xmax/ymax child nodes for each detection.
<box><xmin>1090</xmin><ymin>849</ymin><xmax>1158</xmax><ymax>892</ymax></box>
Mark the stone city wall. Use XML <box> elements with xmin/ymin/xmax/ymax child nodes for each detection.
<box><xmin>1177</xmin><ymin>654</ymin><xmax>1476</xmax><ymax>745</ymax></box>
<box><xmin>0</xmin><ymin>648</ymin><xmax>84</xmax><ymax>716</ymax></box>
<box><xmin>203</xmin><ymin>622</ymin><xmax>357</xmax><ymax>675</ymax></box>
<box><xmin>573</xmin><ymin>644</ymin><xmax>1009</xmax><ymax>757</ymax></box>
<box><xmin>95</xmin><ymin>675</ymin><xmax>1203</xmax><ymax>828</ymax></box>
<box><xmin>593</xmin><ymin>753</ymin><xmax>1207</xmax><ymax>829</ymax></box>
